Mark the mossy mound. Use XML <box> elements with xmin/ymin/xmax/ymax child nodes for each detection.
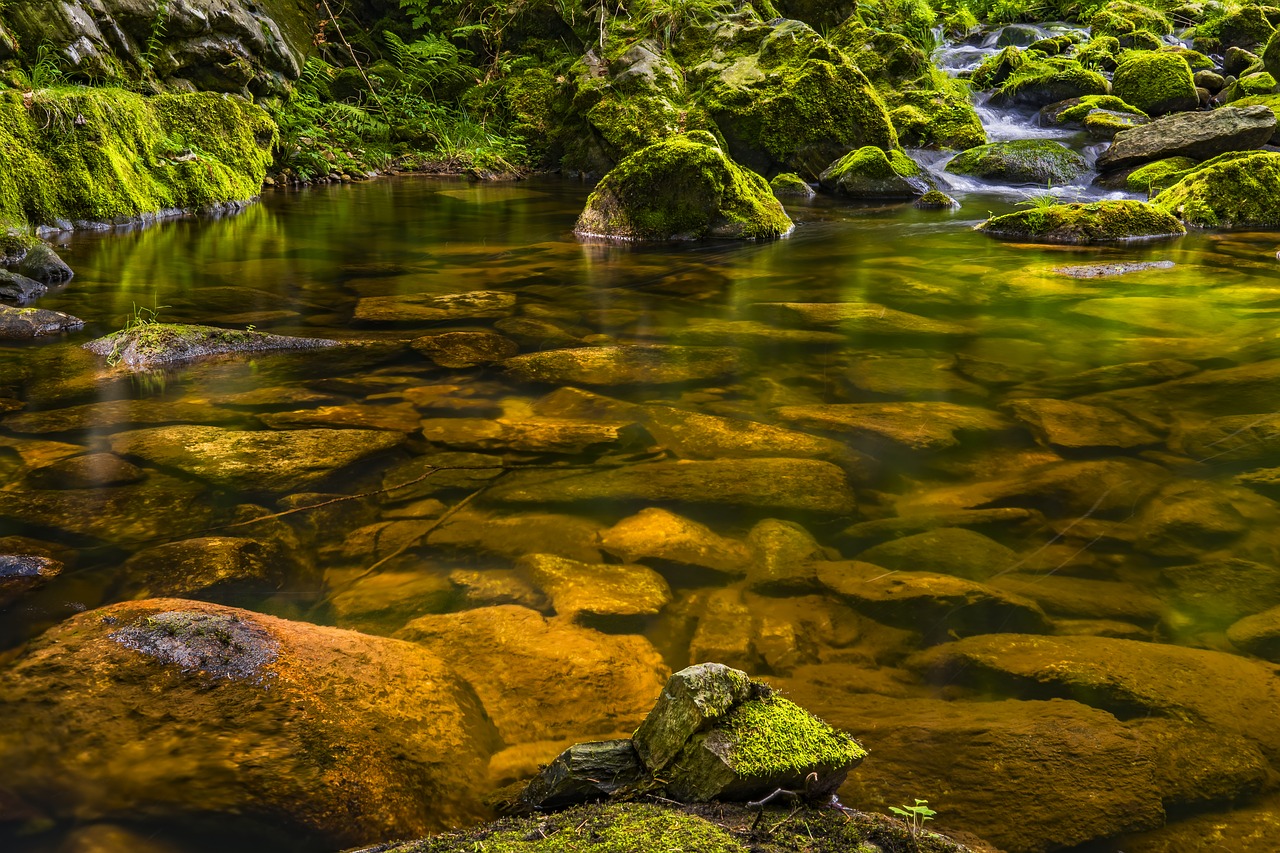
<box><xmin>1089</xmin><ymin>1</ymin><xmax>1173</xmax><ymax>38</ymax></box>
<box><xmin>992</xmin><ymin>60</ymin><xmax>1110</xmax><ymax>108</ymax></box>
<box><xmin>1214</xmin><ymin>3</ymin><xmax>1280</xmax><ymax>51</ymax></box>
<box><xmin>1223</xmin><ymin>71</ymin><xmax>1279</xmax><ymax>101</ymax></box>
<box><xmin>1085</xmin><ymin>109</ymin><xmax>1148</xmax><ymax>138</ymax></box>
<box><xmin>1040</xmin><ymin>95</ymin><xmax>1147</xmax><ymax>127</ymax></box>
<box><xmin>769</xmin><ymin>172</ymin><xmax>815</xmax><ymax>198</ymax></box>
<box><xmin>1112</xmin><ymin>52</ymin><xmax>1199</xmax><ymax>115</ymax></box>
<box><xmin>361</xmin><ymin>802</ymin><xmax>974</xmax><ymax>853</ymax></box>
<box><xmin>574</xmin><ymin>133</ymin><xmax>793</xmax><ymax>241</ymax></box>
<box><xmin>1152</xmin><ymin>150</ymin><xmax>1280</xmax><ymax>227</ymax></box>
<box><xmin>971</xmin><ymin>45</ymin><xmax>1026</xmax><ymax>90</ymax></box>
<box><xmin>818</xmin><ymin>146</ymin><xmax>932</xmax><ymax>199</ymax></box>
<box><xmin>1126</xmin><ymin>156</ymin><xmax>1198</xmax><ymax>193</ymax></box>
<box><xmin>945</xmin><ymin>140</ymin><xmax>1088</xmax><ymax>185</ymax></box>
<box><xmin>0</xmin><ymin>88</ymin><xmax>275</xmax><ymax>229</ymax></box>
<box><xmin>916</xmin><ymin>189</ymin><xmax>960</xmax><ymax>208</ymax></box>
<box><xmin>978</xmin><ymin>200</ymin><xmax>1186</xmax><ymax>244</ymax></box>
<box><xmin>1076</xmin><ymin>36</ymin><xmax>1122</xmax><ymax>72</ymax></box>
<box><xmin>83</xmin><ymin>323</ymin><xmax>339</xmax><ymax>369</ymax></box>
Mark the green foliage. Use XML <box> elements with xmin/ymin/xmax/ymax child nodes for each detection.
<box><xmin>1016</xmin><ymin>185</ymin><xmax>1061</xmax><ymax>207</ymax></box>
<box><xmin>858</xmin><ymin>0</ymin><xmax>944</xmax><ymax>51</ymax></box>
<box><xmin>10</xmin><ymin>43</ymin><xmax>65</xmax><ymax>92</ymax></box>
<box><xmin>634</xmin><ymin>0</ymin><xmax>729</xmax><ymax>48</ymax></box>
<box><xmin>890</xmin><ymin>799</ymin><xmax>938</xmax><ymax>835</ymax></box>
<box><xmin>141</xmin><ymin>0</ymin><xmax>172</xmax><ymax>72</ymax></box>
<box><xmin>107</xmin><ymin>300</ymin><xmax>170</xmax><ymax>366</ymax></box>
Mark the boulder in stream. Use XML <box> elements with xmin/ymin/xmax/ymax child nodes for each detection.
<box><xmin>574</xmin><ymin>132</ymin><xmax>792</xmax><ymax>241</ymax></box>
<box><xmin>1152</xmin><ymin>150</ymin><xmax>1280</xmax><ymax>227</ymax></box>
<box><xmin>83</xmin><ymin>323</ymin><xmax>339</xmax><ymax>369</ymax></box>
<box><xmin>818</xmin><ymin>146</ymin><xmax>933</xmax><ymax>199</ymax></box>
<box><xmin>1095</xmin><ymin>104</ymin><xmax>1276</xmax><ymax>172</ymax></box>
<box><xmin>0</xmin><ymin>305</ymin><xmax>84</xmax><ymax>339</ymax></box>
<box><xmin>978</xmin><ymin>200</ymin><xmax>1185</xmax><ymax>244</ymax></box>
<box><xmin>16</xmin><ymin>244</ymin><xmax>74</xmax><ymax>283</ymax></box>
<box><xmin>945</xmin><ymin>140</ymin><xmax>1088</xmax><ymax>185</ymax></box>
<box><xmin>1111</xmin><ymin>51</ymin><xmax>1199</xmax><ymax>115</ymax></box>
<box><xmin>0</xmin><ymin>270</ymin><xmax>48</xmax><ymax>303</ymax></box>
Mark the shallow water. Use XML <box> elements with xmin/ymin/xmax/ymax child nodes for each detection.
<box><xmin>3</xmin><ymin>172</ymin><xmax>1280</xmax><ymax>852</ymax></box>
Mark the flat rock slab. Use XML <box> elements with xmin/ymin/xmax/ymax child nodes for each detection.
<box><xmin>110</xmin><ymin>426</ymin><xmax>405</xmax><ymax>492</ymax></box>
<box><xmin>504</xmin><ymin>345</ymin><xmax>751</xmax><ymax>386</ymax></box>
<box><xmin>749</xmin><ymin>302</ymin><xmax>970</xmax><ymax>337</ymax></box>
<box><xmin>1053</xmin><ymin>260</ymin><xmax>1175</xmax><ymax>278</ymax></box>
<box><xmin>353</xmin><ymin>290</ymin><xmax>516</xmax><ymax>324</ymax></box>
<box><xmin>857</xmin><ymin>527</ymin><xmax>1019</xmax><ymax>581</ymax></box>
<box><xmin>773</xmin><ymin>402</ymin><xmax>1012</xmax><ymax>451</ymax></box>
<box><xmin>83</xmin><ymin>324</ymin><xmax>338</xmax><ymax>369</ymax></box>
<box><xmin>599</xmin><ymin>507</ymin><xmax>752</xmax><ymax>576</ymax></box>
<box><xmin>412</xmin><ymin>331</ymin><xmax>519</xmax><ymax>367</ymax></box>
<box><xmin>1097</xmin><ymin>105</ymin><xmax>1277</xmax><ymax>172</ymax></box>
<box><xmin>639</xmin><ymin>405</ymin><xmax>857</xmax><ymax>467</ymax></box>
<box><xmin>0</xmin><ymin>305</ymin><xmax>84</xmax><ymax>339</ymax></box>
<box><xmin>483</xmin><ymin>458</ymin><xmax>857</xmax><ymax>515</ymax></box>
<box><xmin>258</xmin><ymin>403</ymin><xmax>422</xmax><ymax>432</ymax></box>
<box><xmin>517</xmin><ymin>553</ymin><xmax>672</xmax><ymax>621</ymax></box>
<box><xmin>1004</xmin><ymin>398</ymin><xmax>1160</xmax><ymax>449</ymax></box>
<box><xmin>3</xmin><ymin>400</ymin><xmax>242</xmax><ymax>434</ymax></box>
<box><xmin>419</xmin><ymin>417</ymin><xmax>649</xmax><ymax>455</ymax></box>
<box><xmin>0</xmin><ymin>476</ymin><xmax>211</xmax><ymax>544</ymax></box>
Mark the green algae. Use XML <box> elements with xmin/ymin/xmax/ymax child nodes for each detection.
<box><xmin>0</xmin><ymin>87</ymin><xmax>275</xmax><ymax>229</ymax></box>
<box><xmin>979</xmin><ymin>200</ymin><xmax>1187</xmax><ymax>244</ymax></box>
<box><xmin>1111</xmin><ymin>52</ymin><xmax>1198</xmax><ymax>114</ymax></box>
<box><xmin>1153</xmin><ymin>149</ymin><xmax>1280</xmax><ymax>227</ymax></box>
<box><xmin>720</xmin><ymin>694</ymin><xmax>866</xmax><ymax>778</ymax></box>
<box><xmin>574</xmin><ymin>133</ymin><xmax>793</xmax><ymax>241</ymax></box>
<box><xmin>769</xmin><ymin>171</ymin><xmax>814</xmax><ymax>197</ymax></box>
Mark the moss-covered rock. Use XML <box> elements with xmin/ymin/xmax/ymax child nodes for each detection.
<box><xmin>1266</xmin><ymin>26</ymin><xmax>1280</xmax><ymax>79</ymax></box>
<box><xmin>1096</xmin><ymin>104</ymin><xmax>1278</xmax><ymax>171</ymax></box>
<box><xmin>0</xmin><ymin>88</ymin><xmax>275</xmax><ymax>230</ymax></box>
<box><xmin>992</xmin><ymin>59</ymin><xmax>1110</xmax><ymax>108</ymax></box>
<box><xmin>818</xmin><ymin>146</ymin><xmax>932</xmax><ymax>198</ymax></box>
<box><xmin>1076</xmin><ymin>35</ymin><xmax>1122</xmax><ymax>72</ymax></box>
<box><xmin>970</xmin><ymin>45</ymin><xmax>1027</xmax><ymax>90</ymax></box>
<box><xmin>1215</xmin><ymin>2</ymin><xmax>1280</xmax><ymax>51</ymax></box>
<box><xmin>915</xmin><ymin>189</ymin><xmax>960</xmax><ymax>208</ymax></box>
<box><xmin>1126</xmin><ymin>156</ymin><xmax>1198</xmax><ymax>193</ymax></box>
<box><xmin>1111</xmin><ymin>51</ymin><xmax>1199</xmax><ymax>114</ymax></box>
<box><xmin>83</xmin><ymin>323</ymin><xmax>338</xmax><ymax>369</ymax></box>
<box><xmin>575</xmin><ymin>133</ymin><xmax>792</xmax><ymax>241</ymax></box>
<box><xmin>689</xmin><ymin>18</ymin><xmax>897</xmax><ymax>177</ymax></box>
<box><xmin>1040</xmin><ymin>95</ymin><xmax>1146</xmax><ymax>127</ymax></box>
<box><xmin>1085</xmin><ymin>108</ymin><xmax>1149</xmax><ymax>138</ymax></box>
<box><xmin>945</xmin><ymin>140</ymin><xmax>1088</xmax><ymax>185</ymax></box>
<box><xmin>1153</xmin><ymin>149</ymin><xmax>1280</xmax><ymax>226</ymax></box>
<box><xmin>1222</xmin><ymin>70</ymin><xmax>1279</xmax><ymax>101</ymax></box>
<box><xmin>978</xmin><ymin>200</ymin><xmax>1186</xmax><ymax>244</ymax></box>
<box><xmin>769</xmin><ymin>171</ymin><xmax>816</xmax><ymax>198</ymax></box>
<box><xmin>1089</xmin><ymin>1</ymin><xmax>1174</xmax><ymax>38</ymax></box>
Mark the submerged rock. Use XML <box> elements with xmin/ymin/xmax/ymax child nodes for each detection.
<box><xmin>1096</xmin><ymin>105</ymin><xmax>1276</xmax><ymax>172</ymax></box>
<box><xmin>818</xmin><ymin>146</ymin><xmax>933</xmax><ymax>199</ymax></box>
<box><xmin>504</xmin><ymin>345</ymin><xmax>750</xmax><ymax>386</ymax></box>
<box><xmin>109</xmin><ymin>426</ymin><xmax>404</xmax><ymax>492</ymax></box>
<box><xmin>574</xmin><ymin>133</ymin><xmax>792</xmax><ymax>241</ymax></box>
<box><xmin>978</xmin><ymin>200</ymin><xmax>1185</xmax><ymax>244</ymax></box>
<box><xmin>412</xmin><ymin>331</ymin><xmax>519</xmax><ymax>368</ymax></box>
<box><xmin>517</xmin><ymin>553</ymin><xmax>672</xmax><ymax>622</ymax></box>
<box><xmin>0</xmin><ymin>554</ymin><xmax>63</xmax><ymax>608</ymax></box>
<box><xmin>118</xmin><ymin>536</ymin><xmax>302</xmax><ymax>601</ymax></box>
<box><xmin>353</xmin><ymin>290</ymin><xmax>516</xmax><ymax>324</ymax></box>
<box><xmin>0</xmin><ymin>598</ymin><xmax>497</xmax><ymax>846</ymax></box>
<box><xmin>598</xmin><ymin>508</ymin><xmax>752</xmax><ymax>577</ymax></box>
<box><xmin>773</xmin><ymin>402</ymin><xmax>1011</xmax><ymax>451</ymax></box>
<box><xmin>83</xmin><ymin>323</ymin><xmax>338</xmax><ymax>369</ymax></box>
<box><xmin>0</xmin><ymin>305</ymin><xmax>84</xmax><ymax>339</ymax></box>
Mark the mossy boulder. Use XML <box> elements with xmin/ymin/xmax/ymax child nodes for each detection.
<box><xmin>971</xmin><ymin>45</ymin><xmax>1027</xmax><ymax>90</ymax></box>
<box><xmin>978</xmin><ymin>200</ymin><xmax>1186</xmax><ymax>244</ymax></box>
<box><xmin>1152</xmin><ymin>149</ymin><xmax>1280</xmax><ymax>226</ymax></box>
<box><xmin>1266</xmin><ymin>26</ymin><xmax>1280</xmax><ymax>78</ymax></box>
<box><xmin>1089</xmin><ymin>1</ymin><xmax>1173</xmax><ymax>38</ymax></box>
<box><xmin>0</xmin><ymin>598</ymin><xmax>497</xmax><ymax>846</ymax></box>
<box><xmin>1076</xmin><ymin>35</ymin><xmax>1122</xmax><ymax>72</ymax></box>
<box><xmin>15</xmin><ymin>244</ymin><xmax>74</xmax><ymax>283</ymax></box>
<box><xmin>575</xmin><ymin>133</ymin><xmax>792</xmax><ymax>241</ymax></box>
<box><xmin>818</xmin><ymin>146</ymin><xmax>932</xmax><ymax>198</ymax></box>
<box><xmin>915</xmin><ymin>189</ymin><xmax>959</xmax><ymax>208</ymax></box>
<box><xmin>1085</xmin><ymin>108</ymin><xmax>1149</xmax><ymax>138</ymax></box>
<box><xmin>1040</xmin><ymin>95</ymin><xmax>1147</xmax><ymax>127</ymax></box>
<box><xmin>769</xmin><ymin>172</ymin><xmax>816</xmax><ymax>198</ymax></box>
<box><xmin>0</xmin><ymin>305</ymin><xmax>84</xmax><ymax>339</ymax></box>
<box><xmin>1126</xmin><ymin>156</ymin><xmax>1198</xmax><ymax>192</ymax></box>
<box><xmin>945</xmin><ymin>140</ymin><xmax>1088</xmax><ymax>185</ymax></box>
<box><xmin>0</xmin><ymin>88</ymin><xmax>275</xmax><ymax>229</ymax></box>
<box><xmin>1222</xmin><ymin>70</ymin><xmax>1279</xmax><ymax>101</ymax></box>
<box><xmin>1112</xmin><ymin>52</ymin><xmax>1199</xmax><ymax>115</ymax></box>
<box><xmin>689</xmin><ymin>19</ymin><xmax>897</xmax><ymax>177</ymax></box>
<box><xmin>1215</xmin><ymin>3</ymin><xmax>1280</xmax><ymax>51</ymax></box>
<box><xmin>83</xmin><ymin>323</ymin><xmax>338</xmax><ymax>369</ymax></box>
<box><xmin>992</xmin><ymin>60</ymin><xmax>1110</xmax><ymax>108</ymax></box>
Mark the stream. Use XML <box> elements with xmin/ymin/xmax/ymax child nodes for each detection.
<box><xmin>3</xmin><ymin>26</ymin><xmax>1280</xmax><ymax>853</ymax></box>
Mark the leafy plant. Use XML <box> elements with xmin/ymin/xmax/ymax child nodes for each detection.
<box><xmin>12</xmin><ymin>43</ymin><xmax>65</xmax><ymax>92</ymax></box>
<box><xmin>1017</xmin><ymin>184</ymin><xmax>1060</xmax><ymax>208</ymax></box>
<box><xmin>106</xmin><ymin>300</ymin><xmax>170</xmax><ymax>366</ymax></box>
<box><xmin>141</xmin><ymin>0</ymin><xmax>171</xmax><ymax>72</ymax></box>
<box><xmin>890</xmin><ymin>798</ymin><xmax>937</xmax><ymax>835</ymax></box>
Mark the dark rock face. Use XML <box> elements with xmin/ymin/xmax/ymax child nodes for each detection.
<box><xmin>0</xmin><ymin>305</ymin><xmax>84</xmax><ymax>339</ymax></box>
<box><xmin>1097</xmin><ymin>105</ymin><xmax>1277</xmax><ymax>172</ymax></box>
<box><xmin>15</xmin><ymin>245</ymin><xmax>73</xmax><ymax>284</ymax></box>
<box><xmin>0</xmin><ymin>554</ymin><xmax>63</xmax><ymax>608</ymax></box>
<box><xmin>520</xmin><ymin>740</ymin><xmax>647</xmax><ymax>811</ymax></box>
<box><xmin>2</xmin><ymin>0</ymin><xmax>316</xmax><ymax>94</ymax></box>
<box><xmin>0</xmin><ymin>270</ymin><xmax>48</xmax><ymax>303</ymax></box>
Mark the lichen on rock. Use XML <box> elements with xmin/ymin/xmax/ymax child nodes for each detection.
<box><xmin>574</xmin><ymin>133</ymin><xmax>792</xmax><ymax>241</ymax></box>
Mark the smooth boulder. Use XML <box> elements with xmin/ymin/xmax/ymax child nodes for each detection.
<box><xmin>1096</xmin><ymin>105</ymin><xmax>1276</xmax><ymax>172</ymax></box>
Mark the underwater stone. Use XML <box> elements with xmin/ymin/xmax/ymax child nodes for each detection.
<box><xmin>1004</xmin><ymin>397</ymin><xmax>1159</xmax><ymax>449</ymax></box>
<box><xmin>418</xmin><ymin>417</ymin><xmax>650</xmax><ymax>455</ymax></box>
<box><xmin>119</xmin><ymin>536</ymin><xmax>300</xmax><ymax>601</ymax></box>
<box><xmin>0</xmin><ymin>305</ymin><xmax>84</xmax><ymax>339</ymax></box>
<box><xmin>1051</xmin><ymin>260</ymin><xmax>1175</xmax><ymax>278</ymax></box>
<box><xmin>599</xmin><ymin>508</ymin><xmax>752</xmax><ymax>577</ymax></box>
<box><xmin>858</xmin><ymin>527</ymin><xmax>1018</xmax><ymax>582</ymax></box>
<box><xmin>520</xmin><ymin>740</ymin><xmax>648</xmax><ymax>811</ymax></box>
<box><xmin>24</xmin><ymin>452</ymin><xmax>146</xmax><ymax>489</ymax></box>
<box><xmin>353</xmin><ymin>290</ymin><xmax>516</xmax><ymax>324</ymax></box>
<box><xmin>1096</xmin><ymin>105</ymin><xmax>1276</xmax><ymax>172</ymax></box>
<box><xmin>574</xmin><ymin>133</ymin><xmax>793</xmax><ymax>241</ymax></box>
<box><xmin>518</xmin><ymin>553</ymin><xmax>672</xmax><ymax>622</ymax></box>
<box><xmin>1228</xmin><ymin>605</ymin><xmax>1280</xmax><ymax>662</ymax></box>
<box><xmin>632</xmin><ymin>662</ymin><xmax>754</xmax><ymax>773</ymax></box>
<box><xmin>0</xmin><ymin>554</ymin><xmax>63</xmax><ymax>608</ymax></box>
<box><xmin>412</xmin><ymin>330</ymin><xmax>519</xmax><ymax>368</ymax></box>
<box><xmin>746</xmin><ymin>519</ymin><xmax>827</xmax><ymax>593</ymax></box>
<box><xmin>749</xmin><ymin>301</ymin><xmax>969</xmax><ymax>336</ymax></box>
<box><xmin>504</xmin><ymin>345</ymin><xmax>751</xmax><ymax>386</ymax></box>
<box><xmin>773</xmin><ymin>402</ymin><xmax>1010</xmax><ymax>451</ymax></box>
<box><xmin>83</xmin><ymin>323</ymin><xmax>338</xmax><ymax>369</ymax></box>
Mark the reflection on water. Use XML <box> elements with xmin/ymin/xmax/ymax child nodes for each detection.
<box><xmin>2</xmin><ymin>177</ymin><xmax>1280</xmax><ymax>852</ymax></box>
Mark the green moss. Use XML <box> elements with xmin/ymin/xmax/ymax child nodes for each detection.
<box><xmin>1076</xmin><ymin>36</ymin><xmax>1122</xmax><ymax>72</ymax></box>
<box><xmin>1153</xmin><ymin>149</ymin><xmax>1280</xmax><ymax>227</ymax></box>
<box><xmin>1224</xmin><ymin>70</ymin><xmax>1278</xmax><ymax>100</ymax></box>
<box><xmin>575</xmin><ymin>133</ymin><xmax>793</xmax><ymax>241</ymax></box>
<box><xmin>1083</xmin><ymin>109</ymin><xmax>1146</xmax><ymax>137</ymax></box>
<box><xmin>1126</xmin><ymin>156</ymin><xmax>1198</xmax><ymax>193</ymax></box>
<box><xmin>1045</xmin><ymin>94</ymin><xmax>1146</xmax><ymax>125</ymax></box>
<box><xmin>769</xmin><ymin>172</ymin><xmax>814</xmax><ymax>197</ymax></box>
<box><xmin>979</xmin><ymin>199</ymin><xmax>1186</xmax><ymax>244</ymax></box>
<box><xmin>1159</xmin><ymin>45</ymin><xmax>1216</xmax><ymax>71</ymax></box>
<box><xmin>827</xmin><ymin>146</ymin><xmax>923</xmax><ymax>180</ymax></box>
<box><xmin>1089</xmin><ymin>1</ymin><xmax>1173</xmax><ymax>38</ymax></box>
<box><xmin>994</xmin><ymin>60</ymin><xmax>1110</xmax><ymax>107</ymax></box>
<box><xmin>916</xmin><ymin>189</ymin><xmax>959</xmax><ymax>208</ymax></box>
<box><xmin>944</xmin><ymin>139</ymin><xmax>1087</xmax><ymax>184</ymax></box>
<box><xmin>0</xmin><ymin>87</ymin><xmax>274</xmax><ymax>229</ymax></box>
<box><xmin>1028</xmin><ymin>33</ymin><xmax>1081</xmax><ymax>55</ymax></box>
<box><xmin>720</xmin><ymin>695</ymin><xmax>866</xmax><ymax>778</ymax></box>
<box><xmin>971</xmin><ymin>45</ymin><xmax>1027</xmax><ymax>90</ymax></box>
<box><xmin>1216</xmin><ymin>3</ymin><xmax>1280</xmax><ymax>50</ymax></box>
<box><xmin>1111</xmin><ymin>51</ymin><xmax>1198</xmax><ymax>114</ymax></box>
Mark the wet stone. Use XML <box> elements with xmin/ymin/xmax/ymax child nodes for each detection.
<box><xmin>1004</xmin><ymin>397</ymin><xmax>1160</xmax><ymax>450</ymax></box>
<box><xmin>381</xmin><ymin>451</ymin><xmax>506</xmax><ymax>501</ymax></box>
<box><xmin>119</xmin><ymin>536</ymin><xmax>298</xmax><ymax>601</ymax></box>
<box><xmin>419</xmin><ymin>417</ymin><xmax>649</xmax><ymax>455</ymax></box>
<box><xmin>503</xmin><ymin>345</ymin><xmax>751</xmax><ymax>386</ymax></box>
<box><xmin>259</xmin><ymin>403</ymin><xmax>422</xmax><ymax>432</ymax></box>
<box><xmin>0</xmin><ymin>305</ymin><xmax>84</xmax><ymax>339</ymax></box>
<box><xmin>674</xmin><ymin>319</ymin><xmax>847</xmax><ymax>347</ymax></box>
<box><xmin>109</xmin><ymin>610</ymin><xmax>280</xmax><ymax>681</ymax></box>
<box><xmin>837</xmin><ymin>508</ymin><xmax>1043</xmax><ymax>549</ymax></box>
<box><xmin>632</xmin><ymin>663</ymin><xmax>754</xmax><ymax>773</ymax></box>
<box><xmin>429</xmin><ymin>508</ymin><xmax>606</xmax><ymax>563</ymax></box>
<box><xmin>109</xmin><ymin>426</ymin><xmax>405</xmax><ymax>492</ymax></box>
<box><xmin>845</xmin><ymin>357</ymin><xmax>988</xmax><ymax>400</ymax></box>
<box><xmin>857</xmin><ymin>527</ymin><xmax>1019</xmax><ymax>581</ymax></box>
<box><xmin>0</xmin><ymin>476</ymin><xmax>211</xmax><ymax>544</ymax></box>
<box><xmin>987</xmin><ymin>574</ymin><xmax>1163</xmax><ymax>625</ymax></box>
<box><xmin>0</xmin><ymin>269</ymin><xmax>47</xmax><ymax>303</ymax></box>
<box><xmin>492</xmin><ymin>317</ymin><xmax>584</xmax><ymax>349</ymax></box>
<box><xmin>746</xmin><ymin>518</ymin><xmax>828</xmax><ymax>593</ymax></box>
<box><xmin>24</xmin><ymin>453</ymin><xmax>145</xmax><ymax>489</ymax></box>
<box><xmin>82</xmin><ymin>324</ymin><xmax>339</xmax><ymax>369</ymax></box>
<box><xmin>519</xmin><ymin>553</ymin><xmax>672</xmax><ymax>622</ymax></box>
<box><xmin>1008</xmin><ymin>359</ymin><xmax>1198</xmax><ymax>399</ymax></box>
<box><xmin>326</xmin><ymin>570</ymin><xmax>455</xmax><ymax>630</ymax></box>
<box><xmin>598</xmin><ymin>508</ymin><xmax>752</xmax><ymax>577</ymax></box>
<box><xmin>17</xmin><ymin>244</ymin><xmax>73</xmax><ymax>283</ymax></box>
<box><xmin>2</xmin><ymin>400</ymin><xmax>242</xmax><ymax>434</ymax></box>
<box><xmin>1161</xmin><ymin>558</ymin><xmax>1280</xmax><ymax>630</ymax></box>
<box><xmin>0</xmin><ymin>554</ymin><xmax>63</xmax><ymax>608</ymax></box>
<box><xmin>1228</xmin><ymin>605</ymin><xmax>1280</xmax><ymax>662</ymax></box>
<box><xmin>749</xmin><ymin>302</ymin><xmax>970</xmax><ymax>337</ymax></box>
<box><xmin>520</xmin><ymin>739</ymin><xmax>647</xmax><ymax>811</ymax></box>
<box><xmin>773</xmin><ymin>402</ymin><xmax>1011</xmax><ymax>451</ymax></box>
<box><xmin>639</xmin><ymin>404</ymin><xmax>860</xmax><ymax>469</ymax></box>
<box><xmin>1053</xmin><ymin>260</ymin><xmax>1175</xmax><ymax>278</ymax></box>
<box><xmin>412</xmin><ymin>330</ymin><xmax>520</xmax><ymax>368</ymax></box>
<box><xmin>448</xmin><ymin>568</ymin><xmax>545</xmax><ymax>610</ymax></box>
<box><xmin>352</xmin><ymin>290</ymin><xmax>516</xmax><ymax>324</ymax></box>
<box><xmin>1130</xmin><ymin>717</ymin><xmax>1272</xmax><ymax>807</ymax></box>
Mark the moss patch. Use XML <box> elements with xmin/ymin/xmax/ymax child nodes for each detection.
<box><xmin>1111</xmin><ymin>52</ymin><xmax>1198</xmax><ymax>115</ymax></box>
<box><xmin>993</xmin><ymin>60</ymin><xmax>1110</xmax><ymax>108</ymax></box>
<box><xmin>0</xmin><ymin>87</ymin><xmax>275</xmax><ymax>229</ymax></box>
<box><xmin>575</xmin><ymin>133</ymin><xmax>793</xmax><ymax>241</ymax></box>
<box><xmin>1153</xmin><ymin>150</ymin><xmax>1280</xmax><ymax>227</ymax></box>
<box><xmin>1127</xmin><ymin>156</ymin><xmax>1198</xmax><ymax>193</ymax></box>
<box><xmin>945</xmin><ymin>139</ymin><xmax>1087</xmax><ymax>185</ymax></box>
<box><xmin>1089</xmin><ymin>1</ymin><xmax>1173</xmax><ymax>38</ymax></box>
<box><xmin>1043</xmin><ymin>95</ymin><xmax>1146</xmax><ymax>126</ymax></box>
<box><xmin>979</xmin><ymin>200</ymin><xmax>1186</xmax><ymax>244</ymax></box>
<box><xmin>720</xmin><ymin>694</ymin><xmax>867</xmax><ymax>778</ymax></box>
